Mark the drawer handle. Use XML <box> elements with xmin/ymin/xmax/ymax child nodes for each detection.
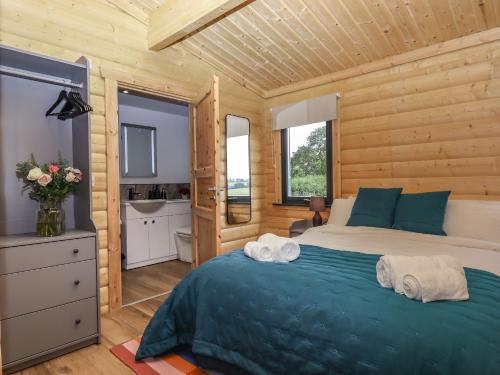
<box><xmin>152</xmin><ymin>220</ymin><xmax>155</xmax><ymax>224</ymax></box>
<box><xmin>74</xmin><ymin>280</ymin><xmax>80</xmax><ymax>286</ymax></box>
<box><xmin>73</xmin><ymin>249</ymin><xmax>79</xmax><ymax>254</ymax></box>
<box><xmin>144</xmin><ymin>221</ymin><xmax>147</xmax><ymax>225</ymax></box>
<box><xmin>75</xmin><ymin>319</ymin><xmax>81</xmax><ymax>325</ymax></box>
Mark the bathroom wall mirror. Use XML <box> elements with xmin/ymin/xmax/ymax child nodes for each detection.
<box><xmin>121</xmin><ymin>123</ymin><xmax>158</xmax><ymax>177</ymax></box>
<box><xmin>225</xmin><ymin>114</ymin><xmax>251</xmax><ymax>225</ymax></box>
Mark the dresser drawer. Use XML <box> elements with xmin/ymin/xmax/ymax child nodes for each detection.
<box><xmin>0</xmin><ymin>260</ymin><xmax>96</xmax><ymax>319</ymax></box>
<box><xmin>0</xmin><ymin>237</ymin><xmax>95</xmax><ymax>275</ymax></box>
<box><xmin>1</xmin><ymin>297</ymin><xmax>98</xmax><ymax>365</ymax></box>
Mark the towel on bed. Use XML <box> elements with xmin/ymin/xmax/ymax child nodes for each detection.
<box><xmin>258</xmin><ymin>233</ymin><xmax>300</xmax><ymax>262</ymax></box>
<box><xmin>244</xmin><ymin>241</ymin><xmax>273</xmax><ymax>262</ymax></box>
<box><xmin>403</xmin><ymin>268</ymin><xmax>469</xmax><ymax>303</ymax></box>
<box><xmin>376</xmin><ymin>255</ymin><xmax>463</xmax><ymax>294</ymax></box>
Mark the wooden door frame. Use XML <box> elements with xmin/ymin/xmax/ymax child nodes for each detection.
<box><xmin>103</xmin><ymin>69</ymin><xmax>196</xmax><ymax>311</ymax></box>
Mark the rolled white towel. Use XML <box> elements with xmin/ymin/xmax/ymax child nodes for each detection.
<box><xmin>376</xmin><ymin>255</ymin><xmax>442</xmax><ymax>294</ymax></box>
<box><xmin>376</xmin><ymin>259</ymin><xmax>393</xmax><ymax>289</ymax></box>
<box><xmin>243</xmin><ymin>241</ymin><xmax>273</xmax><ymax>262</ymax></box>
<box><xmin>431</xmin><ymin>255</ymin><xmax>465</xmax><ymax>275</ymax></box>
<box><xmin>258</xmin><ymin>233</ymin><xmax>300</xmax><ymax>262</ymax></box>
<box><xmin>403</xmin><ymin>268</ymin><xmax>469</xmax><ymax>303</ymax></box>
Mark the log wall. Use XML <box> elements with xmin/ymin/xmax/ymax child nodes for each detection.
<box><xmin>263</xmin><ymin>40</ymin><xmax>500</xmax><ymax>236</ymax></box>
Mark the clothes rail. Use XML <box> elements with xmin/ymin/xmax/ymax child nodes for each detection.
<box><xmin>0</xmin><ymin>65</ymin><xmax>84</xmax><ymax>89</ymax></box>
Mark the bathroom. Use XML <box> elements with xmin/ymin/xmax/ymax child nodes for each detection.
<box><xmin>118</xmin><ymin>90</ymin><xmax>192</xmax><ymax>306</ymax></box>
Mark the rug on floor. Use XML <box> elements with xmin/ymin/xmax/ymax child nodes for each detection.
<box><xmin>111</xmin><ymin>338</ymin><xmax>221</xmax><ymax>375</ymax></box>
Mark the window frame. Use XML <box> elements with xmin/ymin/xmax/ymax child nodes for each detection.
<box><xmin>280</xmin><ymin>120</ymin><xmax>333</xmax><ymax>206</ymax></box>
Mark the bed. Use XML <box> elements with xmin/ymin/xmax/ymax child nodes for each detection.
<box><xmin>136</xmin><ymin>200</ymin><xmax>500</xmax><ymax>375</ymax></box>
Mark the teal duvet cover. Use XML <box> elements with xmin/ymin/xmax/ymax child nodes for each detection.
<box><xmin>136</xmin><ymin>245</ymin><xmax>500</xmax><ymax>375</ymax></box>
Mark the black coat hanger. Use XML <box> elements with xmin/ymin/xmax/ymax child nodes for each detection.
<box><xmin>56</xmin><ymin>92</ymin><xmax>84</xmax><ymax>120</ymax></box>
<box><xmin>69</xmin><ymin>90</ymin><xmax>92</xmax><ymax>112</ymax></box>
<box><xmin>45</xmin><ymin>90</ymin><xmax>69</xmax><ymax>116</ymax></box>
<box><xmin>46</xmin><ymin>89</ymin><xmax>93</xmax><ymax>120</ymax></box>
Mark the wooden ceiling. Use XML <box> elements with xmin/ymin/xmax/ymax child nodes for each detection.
<box><xmin>111</xmin><ymin>0</ymin><xmax>500</xmax><ymax>97</ymax></box>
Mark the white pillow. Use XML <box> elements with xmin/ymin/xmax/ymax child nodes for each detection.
<box><xmin>326</xmin><ymin>198</ymin><xmax>355</xmax><ymax>226</ymax></box>
<box><xmin>444</xmin><ymin>200</ymin><xmax>500</xmax><ymax>243</ymax></box>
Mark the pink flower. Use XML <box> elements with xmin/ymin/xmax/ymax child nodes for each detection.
<box><xmin>65</xmin><ymin>167</ymin><xmax>83</xmax><ymax>183</ymax></box>
<box><xmin>37</xmin><ymin>174</ymin><xmax>52</xmax><ymax>187</ymax></box>
<box><xmin>48</xmin><ymin>164</ymin><xmax>60</xmax><ymax>174</ymax></box>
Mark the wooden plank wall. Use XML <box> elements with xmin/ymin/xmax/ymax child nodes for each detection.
<box><xmin>263</xmin><ymin>40</ymin><xmax>500</xmax><ymax>236</ymax></box>
<box><xmin>219</xmin><ymin>94</ymin><xmax>265</xmax><ymax>253</ymax></box>
<box><xmin>0</xmin><ymin>0</ymin><xmax>264</xmax><ymax>313</ymax></box>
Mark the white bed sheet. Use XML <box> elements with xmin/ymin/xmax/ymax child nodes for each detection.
<box><xmin>296</xmin><ymin>224</ymin><xmax>500</xmax><ymax>275</ymax></box>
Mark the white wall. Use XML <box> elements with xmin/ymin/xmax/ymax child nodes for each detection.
<box><xmin>118</xmin><ymin>94</ymin><xmax>190</xmax><ymax>184</ymax></box>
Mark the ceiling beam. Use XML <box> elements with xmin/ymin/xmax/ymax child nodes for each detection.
<box><xmin>148</xmin><ymin>0</ymin><xmax>252</xmax><ymax>51</ymax></box>
<box><xmin>106</xmin><ymin>0</ymin><xmax>149</xmax><ymax>25</ymax></box>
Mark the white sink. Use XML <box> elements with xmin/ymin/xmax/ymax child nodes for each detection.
<box><xmin>122</xmin><ymin>199</ymin><xmax>167</xmax><ymax>212</ymax></box>
<box><xmin>127</xmin><ymin>199</ymin><xmax>166</xmax><ymax>205</ymax></box>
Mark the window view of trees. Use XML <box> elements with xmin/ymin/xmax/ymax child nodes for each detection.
<box><xmin>227</xmin><ymin>133</ymin><xmax>250</xmax><ymax>198</ymax></box>
<box><xmin>227</xmin><ymin>178</ymin><xmax>250</xmax><ymax>196</ymax></box>
<box><xmin>288</xmin><ymin>123</ymin><xmax>328</xmax><ymax>197</ymax></box>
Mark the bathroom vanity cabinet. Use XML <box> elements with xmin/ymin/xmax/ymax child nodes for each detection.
<box><xmin>120</xmin><ymin>200</ymin><xmax>191</xmax><ymax>269</ymax></box>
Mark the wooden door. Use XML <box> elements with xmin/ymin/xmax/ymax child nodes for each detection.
<box><xmin>191</xmin><ymin>76</ymin><xmax>221</xmax><ymax>267</ymax></box>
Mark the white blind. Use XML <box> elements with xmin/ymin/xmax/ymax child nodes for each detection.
<box><xmin>271</xmin><ymin>92</ymin><xmax>338</xmax><ymax>130</ymax></box>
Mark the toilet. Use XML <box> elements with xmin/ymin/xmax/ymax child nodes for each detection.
<box><xmin>175</xmin><ymin>226</ymin><xmax>192</xmax><ymax>263</ymax></box>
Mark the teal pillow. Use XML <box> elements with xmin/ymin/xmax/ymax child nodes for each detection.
<box><xmin>346</xmin><ymin>188</ymin><xmax>402</xmax><ymax>228</ymax></box>
<box><xmin>392</xmin><ymin>191</ymin><xmax>451</xmax><ymax>236</ymax></box>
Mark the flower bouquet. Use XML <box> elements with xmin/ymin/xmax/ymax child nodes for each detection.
<box><xmin>16</xmin><ymin>154</ymin><xmax>83</xmax><ymax>236</ymax></box>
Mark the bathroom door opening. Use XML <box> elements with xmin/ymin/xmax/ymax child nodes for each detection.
<box><xmin>114</xmin><ymin>86</ymin><xmax>192</xmax><ymax>308</ymax></box>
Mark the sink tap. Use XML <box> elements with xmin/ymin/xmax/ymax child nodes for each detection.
<box><xmin>128</xmin><ymin>188</ymin><xmax>143</xmax><ymax>201</ymax></box>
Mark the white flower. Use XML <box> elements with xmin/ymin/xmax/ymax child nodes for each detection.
<box><xmin>27</xmin><ymin>167</ymin><xmax>43</xmax><ymax>181</ymax></box>
<box><xmin>37</xmin><ymin>174</ymin><xmax>52</xmax><ymax>187</ymax></box>
<box><xmin>65</xmin><ymin>172</ymin><xmax>76</xmax><ymax>183</ymax></box>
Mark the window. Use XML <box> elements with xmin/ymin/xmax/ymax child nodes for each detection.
<box><xmin>281</xmin><ymin>121</ymin><xmax>332</xmax><ymax>205</ymax></box>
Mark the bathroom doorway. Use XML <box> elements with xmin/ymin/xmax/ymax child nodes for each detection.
<box><xmin>117</xmin><ymin>90</ymin><xmax>192</xmax><ymax>306</ymax></box>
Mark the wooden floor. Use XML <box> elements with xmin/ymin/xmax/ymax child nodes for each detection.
<box><xmin>15</xmin><ymin>296</ymin><xmax>167</xmax><ymax>375</ymax></box>
<box><xmin>122</xmin><ymin>260</ymin><xmax>191</xmax><ymax>305</ymax></box>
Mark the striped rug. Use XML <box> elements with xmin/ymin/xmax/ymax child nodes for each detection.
<box><xmin>111</xmin><ymin>338</ymin><xmax>219</xmax><ymax>375</ymax></box>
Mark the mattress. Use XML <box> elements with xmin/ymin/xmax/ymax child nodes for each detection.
<box><xmin>136</xmin><ymin>243</ymin><xmax>500</xmax><ymax>375</ymax></box>
<box><xmin>297</xmin><ymin>224</ymin><xmax>500</xmax><ymax>275</ymax></box>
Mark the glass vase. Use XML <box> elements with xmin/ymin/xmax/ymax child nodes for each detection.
<box><xmin>37</xmin><ymin>201</ymin><xmax>65</xmax><ymax>237</ymax></box>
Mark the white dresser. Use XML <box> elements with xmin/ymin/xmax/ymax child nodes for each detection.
<box><xmin>121</xmin><ymin>200</ymin><xmax>191</xmax><ymax>269</ymax></box>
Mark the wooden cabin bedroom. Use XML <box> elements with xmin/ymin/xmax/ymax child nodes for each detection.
<box><xmin>0</xmin><ymin>0</ymin><xmax>499</xmax><ymax>374</ymax></box>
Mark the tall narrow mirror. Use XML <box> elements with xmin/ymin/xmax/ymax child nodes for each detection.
<box><xmin>225</xmin><ymin>115</ymin><xmax>251</xmax><ymax>224</ymax></box>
